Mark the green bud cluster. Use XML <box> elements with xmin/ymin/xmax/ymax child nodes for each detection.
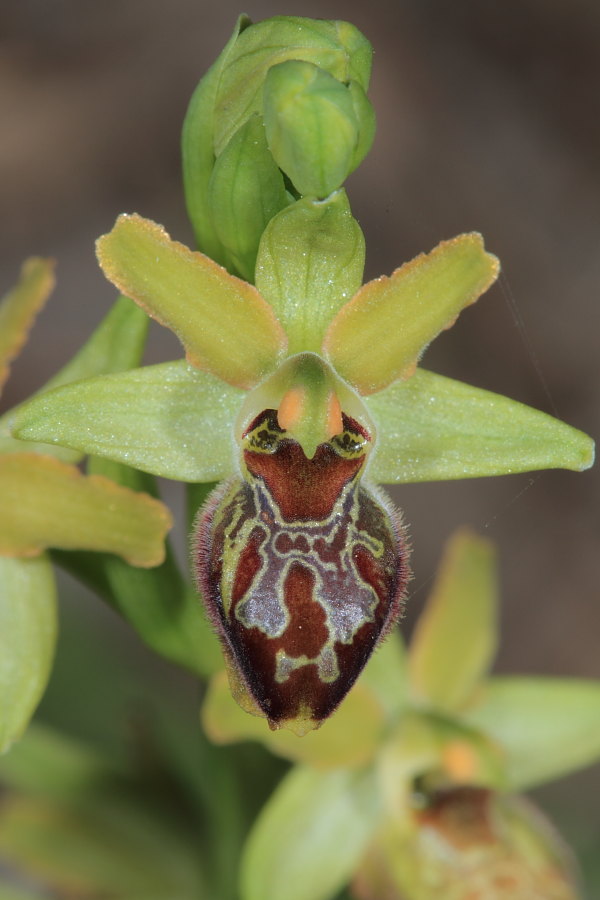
<box><xmin>182</xmin><ymin>16</ymin><xmax>375</xmax><ymax>281</ymax></box>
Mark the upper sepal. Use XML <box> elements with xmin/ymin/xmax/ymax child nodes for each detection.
<box><xmin>255</xmin><ymin>192</ymin><xmax>365</xmax><ymax>354</ymax></box>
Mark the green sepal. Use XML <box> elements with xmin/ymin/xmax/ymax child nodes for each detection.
<box><xmin>255</xmin><ymin>192</ymin><xmax>365</xmax><ymax>354</ymax></box>
<box><xmin>408</xmin><ymin>530</ymin><xmax>498</xmax><ymax>712</ymax></box>
<box><xmin>207</xmin><ymin>113</ymin><xmax>289</xmax><ymax>281</ymax></box>
<box><xmin>0</xmin><ymin>453</ymin><xmax>171</xmax><ymax>567</ymax></box>
<box><xmin>365</xmin><ymin>368</ymin><xmax>595</xmax><ymax>482</ymax></box>
<box><xmin>0</xmin><ymin>556</ymin><xmax>57</xmax><ymax>753</ymax></box>
<box><xmin>236</xmin><ymin>352</ymin><xmax>373</xmax><ymax>460</ymax></box>
<box><xmin>51</xmin><ymin>458</ymin><xmax>221</xmax><ymax>678</ymax></box>
<box><xmin>263</xmin><ymin>60</ymin><xmax>361</xmax><ymax>197</ymax></box>
<box><xmin>213</xmin><ymin>17</ymin><xmax>372</xmax><ymax>157</ymax></box>
<box><xmin>182</xmin><ymin>14</ymin><xmax>251</xmax><ymax>259</ymax></box>
<box><xmin>0</xmin><ymin>294</ymin><xmax>148</xmax><ymax>459</ymax></box>
<box><xmin>379</xmin><ymin>710</ymin><xmax>506</xmax><ymax>795</ymax></box>
<box><xmin>240</xmin><ymin>765</ymin><xmax>380</xmax><ymax>900</ymax></box>
<box><xmin>324</xmin><ymin>233</ymin><xmax>500</xmax><ymax>395</ymax></box>
<box><xmin>359</xmin><ymin>629</ymin><xmax>409</xmax><ymax>722</ymax></box>
<box><xmin>202</xmin><ymin>670</ymin><xmax>385</xmax><ymax>770</ymax></box>
<box><xmin>12</xmin><ymin>361</ymin><xmax>244</xmax><ymax>483</ymax></box>
<box><xmin>0</xmin><ymin>258</ymin><xmax>55</xmax><ymax>396</ymax></box>
<box><xmin>463</xmin><ymin>676</ymin><xmax>600</xmax><ymax>790</ymax></box>
<box><xmin>96</xmin><ymin>214</ymin><xmax>287</xmax><ymax>389</ymax></box>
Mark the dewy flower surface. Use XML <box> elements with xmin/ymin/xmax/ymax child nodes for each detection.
<box><xmin>9</xmin><ymin>16</ymin><xmax>594</xmax><ymax>735</ymax></box>
<box><xmin>10</xmin><ymin>205</ymin><xmax>593</xmax><ymax>735</ymax></box>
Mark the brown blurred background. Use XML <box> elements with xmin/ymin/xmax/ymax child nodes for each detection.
<box><xmin>1</xmin><ymin>0</ymin><xmax>599</xmax><ymax>881</ymax></box>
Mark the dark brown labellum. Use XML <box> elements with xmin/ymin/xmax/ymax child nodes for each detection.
<box><xmin>194</xmin><ymin>409</ymin><xmax>409</xmax><ymax>734</ymax></box>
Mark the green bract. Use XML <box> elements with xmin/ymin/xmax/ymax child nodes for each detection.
<box><xmin>182</xmin><ymin>15</ymin><xmax>374</xmax><ymax>278</ymax></box>
<box><xmin>263</xmin><ymin>60</ymin><xmax>368</xmax><ymax>198</ymax></box>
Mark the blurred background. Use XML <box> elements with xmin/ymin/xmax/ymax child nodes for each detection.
<box><xmin>1</xmin><ymin>0</ymin><xmax>599</xmax><ymax>887</ymax></box>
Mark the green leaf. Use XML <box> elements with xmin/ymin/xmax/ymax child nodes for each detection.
<box><xmin>202</xmin><ymin>670</ymin><xmax>385</xmax><ymax>769</ymax></box>
<box><xmin>0</xmin><ymin>258</ymin><xmax>55</xmax><ymax>395</ymax></box>
<box><xmin>0</xmin><ymin>453</ymin><xmax>172</xmax><ymax>566</ymax></box>
<box><xmin>0</xmin><ymin>723</ymin><xmax>127</xmax><ymax>802</ymax></box>
<box><xmin>0</xmin><ymin>294</ymin><xmax>148</xmax><ymax>459</ymax></box>
<box><xmin>324</xmin><ymin>233</ymin><xmax>499</xmax><ymax>395</ymax></box>
<box><xmin>241</xmin><ymin>765</ymin><xmax>380</xmax><ymax>900</ymax></box>
<box><xmin>213</xmin><ymin>17</ymin><xmax>372</xmax><ymax>156</ymax></box>
<box><xmin>12</xmin><ymin>360</ymin><xmax>244</xmax><ymax>482</ymax></box>
<box><xmin>408</xmin><ymin>530</ymin><xmax>498</xmax><ymax>711</ymax></box>
<box><xmin>263</xmin><ymin>60</ymin><xmax>360</xmax><ymax>197</ymax></box>
<box><xmin>255</xmin><ymin>193</ymin><xmax>365</xmax><ymax>354</ymax></box>
<box><xmin>0</xmin><ymin>556</ymin><xmax>57</xmax><ymax>753</ymax></box>
<box><xmin>182</xmin><ymin>14</ymin><xmax>251</xmax><ymax>260</ymax></box>
<box><xmin>463</xmin><ymin>677</ymin><xmax>600</xmax><ymax>790</ymax></box>
<box><xmin>208</xmin><ymin>113</ymin><xmax>289</xmax><ymax>281</ymax></box>
<box><xmin>365</xmin><ymin>368</ymin><xmax>595</xmax><ymax>482</ymax></box>
<box><xmin>0</xmin><ymin>730</ymin><xmax>206</xmax><ymax>898</ymax></box>
<box><xmin>96</xmin><ymin>214</ymin><xmax>287</xmax><ymax>389</ymax></box>
<box><xmin>55</xmin><ymin>547</ymin><xmax>220</xmax><ymax>678</ymax></box>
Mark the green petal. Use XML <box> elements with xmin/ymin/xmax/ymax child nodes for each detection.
<box><xmin>408</xmin><ymin>530</ymin><xmax>498</xmax><ymax>712</ymax></box>
<box><xmin>324</xmin><ymin>233</ymin><xmax>499</xmax><ymax>395</ymax></box>
<box><xmin>0</xmin><ymin>258</ymin><xmax>55</xmax><ymax>395</ymax></box>
<box><xmin>12</xmin><ymin>361</ymin><xmax>243</xmax><ymax>482</ymax></box>
<box><xmin>96</xmin><ymin>214</ymin><xmax>287</xmax><ymax>389</ymax></box>
<box><xmin>263</xmin><ymin>60</ymin><xmax>360</xmax><ymax>197</ymax></box>
<box><xmin>207</xmin><ymin>114</ymin><xmax>289</xmax><ymax>281</ymax></box>
<box><xmin>0</xmin><ymin>294</ymin><xmax>148</xmax><ymax>459</ymax></box>
<box><xmin>255</xmin><ymin>192</ymin><xmax>365</xmax><ymax>354</ymax></box>
<box><xmin>213</xmin><ymin>17</ymin><xmax>372</xmax><ymax>156</ymax></box>
<box><xmin>464</xmin><ymin>677</ymin><xmax>600</xmax><ymax>790</ymax></box>
<box><xmin>53</xmin><ymin>460</ymin><xmax>222</xmax><ymax>679</ymax></box>
<box><xmin>182</xmin><ymin>14</ymin><xmax>251</xmax><ymax>259</ymax></box>
<box><xmin>0</xmin><ymin>453</ymin><xmax>171</xmax><ymax>567</ymax></box>
<box><xmin>0</xmin><ymin>556</ymin><xmax>57</xmax><ymax>753</ymax></box>
<box><xmin>240</xmin><ymin>765</ymin><xmax>380</xmax><ymax>900</ymax></box>
<box><xmin>366</xmin><ymin>368</ymin><xmax>595</xmax><ymax>482</ymax></box>
<box><xmin>202</xmin><ymin>670</ymin><xmax>385</xmax><ymax>769</ymax></box>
